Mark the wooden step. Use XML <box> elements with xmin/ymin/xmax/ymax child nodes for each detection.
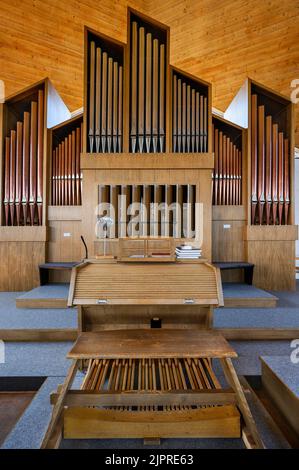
<box><xmin>223</xmin><ymin>283</ymin><xmax>278</xmax><ymax>308</ymax></box>
<box><xmin>261</xmin><ymin>356</ymin><xmax>299</xmax><ymax>440</ymax></box>
<box><xmin>16</xmin><ymin>284</ymin><xmax>69</xmax><ymax>309</ymax></box>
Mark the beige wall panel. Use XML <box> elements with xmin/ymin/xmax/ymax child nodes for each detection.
<box><xmin>212</xmin><ymin>220</ymin><xmax>245</xmax><ymax>283</ymax></box>
<box><xmin>212</xmin><ymin>206</ymin><xmax>246</xmax><ymax>282</ymax></box>
<box><xmin>246</xmin><ymin>240</ymin><xmax>296</xmax><ymax>291</ymax></box>
<box><xmin>47</xmin><ymin>220</ymin><xmax>82</xmax><ymax>282</ymax></box>
<box><xmin>0</xmin><ymin>242</ymin><xmax>45</xmax><ymax>291</ymax></box>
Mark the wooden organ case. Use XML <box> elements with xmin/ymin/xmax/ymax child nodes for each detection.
<box><xmin>0</xmin><ymin>79</ymin><xmax>70</xmax><ymax>290</ymax></box>
<box><xmin>47</xmin><ymin>114</ymin><xmax>84</xmax><ymax>283</ymax></box>
<box><xmin>225</xmin><ymin>78</ymin><xmax>297</xmax><ymax>290</ymax></box>
<box><xmin>81</xmin><ymin>9</ymin><xmax>213</xmax><ymax>261</ymax></box>
<box><xmin>212</xmin><ymin>115</ymin><xmax>247</xmax><ymax>282</ymax></box>
<box><xmin>42</xmin><ymin>9</ymin><xmax>263</xmax><ymax>449</ymax></box>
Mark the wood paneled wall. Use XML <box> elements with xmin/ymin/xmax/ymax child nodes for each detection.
<box><xmin>0</xmin><ymin>226</ymin><xmax>47</xmax><ymax>290</ymax></box>
<box><xmin>47</xmin><ymin>206</ymin><xmax>82</xmax><ymax>282</ymax></box>
<box><xmin>0</xmin><ymin>227</ymin><xmax>47</xmax><ymax>290</ymax></box>
<box><xmin>244</xmin><ymin>226</ymin><xmax>298</xmax><ymax>291</ymax></box>
<box><xmin>1</xmin><ymin>1</ymin><xmax>298</xmax><ymax>145</ymax></box>
<box><xmin>0</xmin><ymin>242</ymin><xmax>45</xmax><ymax>291</ymax></box>
<box><xmin>212</xmin><ymin>206</ymin><xmax>246</xmax><ymax>282</ymax></box>
<box><xmin>145</xmin><ymin>0</ymin><xmax>299</xmax><ymax>147</ymax></box>
<box><xmin>0</xmin><ymin>0</ymin><xmax>146</xmax><ymax>109</ymax></box>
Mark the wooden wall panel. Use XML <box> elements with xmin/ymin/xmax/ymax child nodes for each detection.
<box><xmin>212</xmin><ymin>206</ymin><xmax>246</xmax><ymax>282</ymax></box>
<box><xmin>246</xmin><ymin>240</ymin><xmax>295</xmax><ymax>291</ymax></box>
<box><xmin>47</xmin><ymin>219</ymin><xmax>82</xmax><ymax>283</ymax></box>
<box><xmin>0</xmin><ymin>1</ymin><xmax>298</xmax><ymax>145</ymax></box>
<box><xmin>0</xmin><ymin>0</ymin><xmax>146</xmax><ymax>110</ymax></box>
<box><xmin>47</xmin><ymin>220</ymin><xmax>82</xmax><ymax>262</ymax></box>
<box><xmin>0</xmin><ymin>242</ymin><xmax>45</xmax><ymax>291</ymax></box>
<box><xmin>244</xmin><ymin>225</ymin><xmax>297</xmax><ymax>291</ymax></box>
<box><xmin>212</xmin><ymin>221</ymin><xmax>245</xmax><ymax>262</ymax></box>
<box><xmin>147</xmin><ymin>0</ymin><xmax>299</xmax><ymax>147</ymax></box>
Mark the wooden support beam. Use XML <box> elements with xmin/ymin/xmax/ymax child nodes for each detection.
<box><xmin>220</xmin><ymin>358</ymin><xmax>264</xmax><ymax>449</ymax></box>
<box><xmin>41</xmin><ymin>360</ymin><xmax>78</xmax><ymax>449</ymax></box>
<box><xmin>50</xmin><ymin>388</ymin><xmax>237</xmax><ymax>407</ymax></box>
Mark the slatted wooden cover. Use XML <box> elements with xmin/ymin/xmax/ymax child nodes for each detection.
<box><xmin>68</xmin><ymin>261</ymin><xmax>223</xmax><ymax>306</ymax></box>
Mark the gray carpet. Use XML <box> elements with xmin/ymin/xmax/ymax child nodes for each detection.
<box><xmin>270</xmin><ymin>281</ymin><xmax>299</xmax><ymax>307</ymax></box>
<box><xmin>0</xmin><ymin>291</ymin><xmax>76</xmax><ymax>329</ymax></box>
<box><xmin>261</xmin><ymin>356</ymin><xmax>299</xmax><ymax>396</ymax></box>
<box><xmin>16</xmin><ymin>283</ymin><xmax>69</xmax><ymax>301</ymax></box>
<box><xmin>223</xmin><ymin>282</ymin><xmax>277</xmax><ymax>299</ymax></box>
<box><xmin>1</xmin><ymin>282</ymin><xmax>299</xmax><ymax>331</ymax></box>
<box><xmin>214</xmin><ymin>308</ymin><xmax>299</xmax><ymax>328</ymax></box>
<box><xmin>0</xmin><ymin>342</ymin><xmax>73</xmax><ymax>376</ymax></box>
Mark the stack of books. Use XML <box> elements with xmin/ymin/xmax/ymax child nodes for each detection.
<box><xmin>175</xmin><ymin>245</ymin><xmax>202</xmax><ymax>260</ymax></box>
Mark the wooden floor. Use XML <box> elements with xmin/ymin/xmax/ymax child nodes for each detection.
<box><xmin>0</xmin><ymin>392</ymin><xmax>35</xmax><ymax>446</ymax></box>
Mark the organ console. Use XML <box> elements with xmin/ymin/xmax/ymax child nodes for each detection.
<box><xmin>42</xmin><ymin>259</ymin><xmax>263</xmax><ymax>449</ymax></box>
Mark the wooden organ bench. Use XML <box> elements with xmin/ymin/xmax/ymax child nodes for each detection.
<box><xmin>42</xmin><ymin>260</ymin><xmax>263</xmax><ymax>449</ymax></box>
<box><xmin>39</xmin><ymin>262</ymin><xmax>79</xmax><ymax>285</ymax></box>
<box><xmin>213</xmin><ymin>262</ymin><xmax>255</xmax><ymax>285</ymax></box>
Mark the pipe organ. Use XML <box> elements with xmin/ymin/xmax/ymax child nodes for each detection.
<box><xmin>84</xmin><ymin>11</ymin><xmax>210</xmax><ymax>155</ymax></box>
<box><xmin>224</xmin><ymin>78</ymin><xmax>295</xmax><ymax>291</ymax></box>
<box><xmin>0</xmin><ymin>9</ymin><xmax>296</xmax><ymax>295</ymax></box>
<box><xmin>129</xmin><ymin>14</ymin><xmax>167</xmax><ymax>153</ymax></box>
<box><xmin>3</xmin><ymin>89</ymin><xmax>44</xmax><ymax>226</ymax></box>
<box><xmin>80</xmin><ymin>9</ymin><xmax>212</xmax><ymax>262</ymax></box>
<box><xmin>212</xmin><ymin>117</ymin><xmax>243</xmax><ymax>206</ymax></box>
<box><xmin>50</xmin><ymin>116</ymin><xmax>83</xmax><ymax>206</ymax></box>
<box><xmin>97</xmin><ymin>184</ymin><xmax>196</xmax><ymax>238</ymax></box>
<box><xmin>250</xmin><ymin>89</ymin><xmax>291</xmax><ymax>225</ymax></box>
<box><xmin>172</xmin><ymin>69</ymin><xmax>208</xmax><ymax>153</ymax></box>
<box><xmin>87</xmin><ymin>30</ymin><xmax>124</xmax><ymax>153</ymax></box>
<box><xmin>1</xmin><ymin>6</ymin><xmax>295</xmax><ymax>448</ymax></box>
<box><xmin>0</xmin><ymin>79</ymin><xmax>70</xmax><ymax>290</ymax></box>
